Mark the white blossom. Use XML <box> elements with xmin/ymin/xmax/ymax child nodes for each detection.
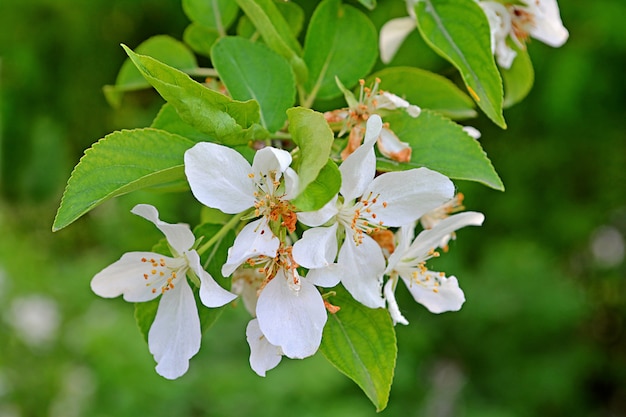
<box><xmin>184</xmin><ymin>143</ymin><xmax>299</xmax><ymax>276</ymax></box>
<box><xmin>90</xmin><ymin>204</ymin><xmax>236</xmax><ymax>379</ymax></box>
<box><xmin>230</xmin><ymin>232</ymin><xmax>340</xmax><ymax>365</ymax></box>
<box><xmin>480</xmin><ymin>0</ymin><xmax>569</xmax><ymax>69</ymax></box>
<box><xmin>329</xmin><ymin>78</ymin><xmax>420</xmax><ymax>163</ymax></box>
<box><xmin>297</xmin><ymin>115</ymin><xmax>455</xmax><ymax>308</ymax></box>
<box><xmin>384</xmin><ymin>212</ymin><xmax>484</xmax><ymax>324</ymax></box>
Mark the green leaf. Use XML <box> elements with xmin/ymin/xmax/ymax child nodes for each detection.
<box><xmin>414</xmin><ymin>0</ymin><xmax>506</xmax><ymax>128</ymax></box>
<box><xmin>122</xmin><ymin>45</ymin><xmax>270</xmax><ymax>145</ymax></box>
<box><xmin>151</xmin><ymin>103</ymin><xmax>217</xmax><ymax>143</ymax></box>
<box><xmin>182</xmin><ymin>0</ymin><xmax>239</xmax><ymax>33</ymax></box>
<box><xmin>275</xmin><ymin>0</ymin><xmax>305</xmax><ymax>38</ymax></box>
<box><xmin>236</xmin><ymin>0</ymin><xmax>308</xmax><ymax>83</ymax></box>
<box><xmin>303</xmin><ymin>0</ymin><xmax>378</xmax><ymax>102</ymax></box>
<box><xmin>377</xmin><ymin>110</ymin><xmax>504</xmax><ymax>190</ymax></box>
<box><xmin>183</xmin><ymin>23</ymin><xmax>220</xmax><ymax>57</ymax></box>
<box><xmin>292</xmin><ymin>160</ymin><xmax>341</xmax><ymax>212</ymax></box>
<box><xmin>237</xmin><ymin>1</ymin><xmax>305</xmax><ymax>40</ymax></box>
<box><xmin>320</xmin><ymin>285</ymin><xmax>397</xmax><ymax>411</ymax></box>
<box><xmin>211</xmin><ymin>37</ymin><xmax>296</xmax><ymax>133</ymax></box>
<box><xmin>287</xmin><ymin>107</ymin><xmax>334</xmax><ymax>193</ymax></box>
<box><xmin>501</xmin><ymin>41</ymin><xmax>534</xmax><ymax>108</ymax></box>
<box><xmin>53</xmin><ymin>128</ymin><xmax>194</xmax><ymax>231</ymax></box>
<box><xmin>200</xmin><ymin>206</ymin><xmax>232</xmax><ymax>225</ymax></box>
<box><xmin>368</xmin><ymin>66</ymin><xmax>477</xmax><ymax>119</ymax></box>
<box><xmin>103</xmin><ymin>35</ymin><xmax>198</xmax><ymax>108</ymax></box>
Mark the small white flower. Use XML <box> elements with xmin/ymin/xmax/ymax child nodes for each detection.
<box><xmin>298</xmin><ymin>116</ymin><xmax>455</xmax><ymax>308</ymax></box>
<box><xmin>384</xmin><ymin>212</ymin><xmax>484</xmax><ymax>324</ymax></box>
<box><xmin>184</xmin><ymin>143</ymin><xmax>299</xmax><ymax>275</ymax></box>
<box><xmin>480</xmin><ymin>0</ymin><xmax>569</xmax><ymax>69</ymax></box>
<box><xmin>329</xmin><ymin>78</ymin><xmax>420</xmax><ymax>163</ymax></box>
<box><xmin>232</xmin><ymin>238</ymin><xmax>338</xmax><ymax>365</ymax></box>
<box><xmin>90</xmin><ymin>204</ymin><xmax>236</xmax><ymax>379</ymax></box>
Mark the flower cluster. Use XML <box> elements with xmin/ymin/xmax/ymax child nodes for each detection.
<box><xmin>53</xmin><ymin>0</ymin><xmax>572</xmax><ymax>407</ymax></box>
<box><xmin>91</xmin><ymin>115</ymin><xmax>483</xmax><ymax>378</ymax></box>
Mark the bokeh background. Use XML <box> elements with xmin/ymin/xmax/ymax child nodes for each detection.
<box><xmin>1</xmin><ymin>0</ymin><xmax>625</xmax><ymax>416</ymax></box>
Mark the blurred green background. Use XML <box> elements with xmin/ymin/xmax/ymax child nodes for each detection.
<box><xmin>1</xmin><ymin>0</ymin><xmax>625</xmax><ymax>416</ymax></box>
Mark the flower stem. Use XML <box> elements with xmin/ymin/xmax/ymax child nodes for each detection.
<box><xmin>196</xmin><ymin>209</ymin><xmax>251</xmax><ymax>256</ymax></box>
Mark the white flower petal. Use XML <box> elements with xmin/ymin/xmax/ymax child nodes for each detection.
<box><xmin>131</xmin><ymin>204</ymin><xmax>195</xmax><ymax>255</ymax></box>
<box><xmin>480</xmin><ymin>1</ymin><xmax>512</xmax><ymax>51</ymax></box>
<box><xmin>185</xmin><ymin>142</ymin><xmax>256</xmax><ymax>214</ymax></box>
<box><xmin>363</xmin><ymin>114</ymin><xmax>383</xmax><ymax>146</ymax></box>
<box><xmin>376</xmin><ymin>128</ymin><xmax>412</xmax><ymax>163</ymax></box>
<box><xmin>148</xmin><ymin>279</ymin><xmax>201</xmax><ymax>379</ymax></box>
<box><xmin>480</xmin><ymin>1</ymin><xmax>517</xmax><ymax>68</ymax></box>
<box><xmin>527</xmin><ymin>0</ymin><xmax>569</xmax><ymax>47</ymax></box>
<box><xmin>251</xmin><ymin>147</ymin><xmax>292</xmax><ymax>182</ymax></box>
<box><xmin>495</xmin><ymin>38</ymin><xmax>517</xmax><ymax>69</ymax></box>
<box><xmin>256</xmin><ymin>271</ymin><xmax>326</xmax><ymax>359</ymax></box>
<box><xmin>91</xmin><ymin>251</ymin><xmax>175</xmax><ymax>302</ymax></box>
<box><xmin>246</xmin><ymin>319</ymin><xmax>283</xmax><ymax>377</ymax></box>
<box><xmin>337</xmin><ymin>235</ymin><xmax>386</xmax><ymax>309</ymax></box>
<box><xmin>297</xmin><ymin>195</ymin><xmax>339</xmax><ymax>227</ymax></box>
<box><xmin>339</xmin><ymin>139</ymin><xmax>375</xmax><ymax>201</ymax></box>
<box><xmin>406</xmin><ymin>212</ymin><xmax>484</xmax><ymax>260</ymax></box>
<box><xmin>462</xmin><ymin>126</ymin><xmax>482</xmax><ymax>139</ymax></box>
<box><xmin>377</xmin><ymin>92</ymin><xmax>410</xmax><ymax>110</ymax></box>
<box><xmin>401</xmin><ymin>272</ymin><xmax>465</xmax><ymax>314</ymax></box>
<box><xmin>406</xmin><ymin>104</ymin><xmax>421</xmax><ymax>118</ymax></box>
<box><xmin>221</xmin><ymin>219</ymin><xmax>280</xmax><ymax>277</ymax></box>
<box><xmin>379</xmin><ymin>16</ymin><xmax>417</xmax><ymax>64</ymax></box>
<box><xmin>232</xmin><ymin>267</ymin><xmax>265</xmax><ymax>317</ymax></box>
<box><xmin>376</xmin><ymin>93</ymin><xmax>421</xmax><ymax>118</ymax></box>
<box><xmin>365</xmin><ymin>168</ymin><xmax>455</xmax><ymax>227</ymax></box>
<box><xmin>283</xmin><ymin>168</ymin><xmax>300</xmax><ymax>200</ymax></box>
<box><xmin>385</xmin><ymin>227</ymin><xmax>413</xmax><ymax>275</ymax></box>
<box><xmin>306</xmin><ymin>264</ymin><xmax>342</xmax><ymax>288</ymax></box>
<box><xmin>292</xmin><ymin>223</ymin><xmax>338</xmax><ymax>269</ymax></box>
<box><xmin>383</xmin><ymin>279</ymin><xmax>409</xmax><ymax>325</ymax></box>
<box><xmin>186</xmin><ymin>250</ymin><xmax>237</xmax><ymax>308</ymax></box>
<box><xmin>339</xmin><ymin>117</ymin><xmax>382</xmax><ymax>201</ymax></box>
